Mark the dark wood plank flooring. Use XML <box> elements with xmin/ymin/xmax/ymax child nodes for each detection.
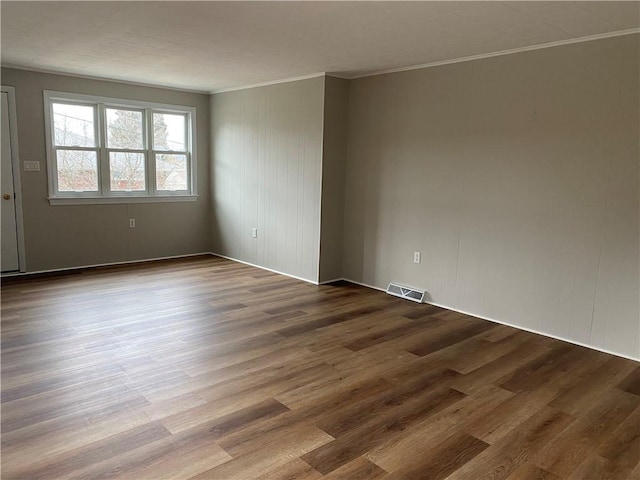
<box><xmin>1</xmin><ymin>256</ymin><xmax>638</xmax><ymax>479</ymax></box>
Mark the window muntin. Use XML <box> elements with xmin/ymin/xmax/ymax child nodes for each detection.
<box><xmin>44</xmin><ymin>91</ymin><xmax>196</xmax><ymax>203</ymax></box>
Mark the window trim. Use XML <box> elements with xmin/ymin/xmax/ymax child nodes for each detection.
<box><xmin>43</xmin><ymin>90</ymin><xmax>197</xmax><ymax>205</ymax></box>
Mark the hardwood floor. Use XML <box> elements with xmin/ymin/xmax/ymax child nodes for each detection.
<box><xmin>1</xmin><ymin>255</ymin><xmax>638</xmax><ymax>479</ymax></box>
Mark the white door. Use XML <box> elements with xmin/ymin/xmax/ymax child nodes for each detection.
<box><xmin>1</xmin><ymin>91</ymin><xmax>20</xmax><ymax>272</ymax></box>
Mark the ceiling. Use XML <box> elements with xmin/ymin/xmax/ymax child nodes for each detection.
<box><xmin>2</xmin><ymin>1</ymin><xmax>638</xmax><ymax>93</ymax></box>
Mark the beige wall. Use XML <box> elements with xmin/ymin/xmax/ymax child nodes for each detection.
<box><xmin>210</xmin><ymin>77</ymin><xmax>325</xmax><ymax>282</ymax></box>
<box><xmin>1</xmin><ymin>68</ymin><xmax>211</xmax><ymax>272</ymax></box>
<box><xmin>319</xmin><ymin>76</ymin><xmax>349</xmax><ymax>283</ymax></box>
<box><xmin>3</xmin><ymin>35</ymin><xmax>638</xmax><ymax>359</ymax></box>
<box><xmin>343</xmin><ymin>34</ymin><xmax>639</xmax><ymax>359</ymax></box>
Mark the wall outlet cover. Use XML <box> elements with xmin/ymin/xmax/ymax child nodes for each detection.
<box><xmin>23</xmin><ymin>161</ymin><xmax>40</xmax><ymax>171</ymax></box>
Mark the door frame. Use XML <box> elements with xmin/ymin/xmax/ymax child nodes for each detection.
<box><xmin>2</xmin><ymin>85</ymin><xmax>26</xmax><ymax>273</ymax></box>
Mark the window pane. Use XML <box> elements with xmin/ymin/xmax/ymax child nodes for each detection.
<box><xmin>106</xmin><ymin>108</ymin><xmax>144</xmax><ymax>149</ymax></box>
<box><xmin>156</xmin><ymin>154</ymin><xmax>187</xmax><ymax>191</ymax></box>
<box><xmin>53</xmin><ymin>103</ymin><xmax>95</xmax><ymax>147</ymax></box>
<box><xmin>153</xmin><ymin>113</ymin><xmax>186</xmax><ymax>151</ymax></box>
<box><xmin>110</xmin><ymin>152</ymin><xmax>146</xmax><ymax>191</ymax></box>
<box><xmin>56</xmin><ymin>150</ymin><xmax>98</xmax><ymax>192</ymax></box>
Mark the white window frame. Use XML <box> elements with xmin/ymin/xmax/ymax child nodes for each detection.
<box><xmin>44</xmin><ymin>91</ymin><xmax>197</xmax><ymax>205</ymax></box>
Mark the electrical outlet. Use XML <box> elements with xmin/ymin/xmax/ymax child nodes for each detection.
<box><xmin>129</xmin><ymin>218</ymin><xmax>136</xmax><ymax>228</ymax></box>
<box><xmin>251</xmin><ymin>228</ymin><xmax>257</xmax><ymax>238</ymax></box>
<box><xmin>413</xmin><ymin>251</ymin><xmax>421</xmax><ymax>264</ymax></box>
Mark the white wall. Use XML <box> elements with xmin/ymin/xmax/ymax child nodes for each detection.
<box><xmin>342</xmin><ymin>34</ymin><xmax>639</xmax><ymax>359</ymax></box>
<box><xmin>210</xmin><ymin>77</ymin><xmax>325</xmax><ymax>282</ymax></box>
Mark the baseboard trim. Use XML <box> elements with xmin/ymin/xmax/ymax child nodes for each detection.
<box><xmin>340</xmin><ymin>277</ymin><xmax>640</xmax><ymax>362</ymax></box>
<box><xmin>341</xmin><ymin>278</ymin><xmax>386</xmax><ymax>292</ymax></box>
<box><xmin>0</xmin><ymin>252</ymin><xmax>213</xmax><ymax>278</ymax></box>
<box><xmin>5</xmin><ymin>257</ymin><xmax>636</xmax><ymax>362</ymax></box>
<box><xmin>210</xmin><ymin>253</ymin><xmax>319</xmax><ymax>285</ymax></box>
<box><xmin>318</xmin><ymin>277</ymin><xmax>345</xmax><ymax>285</ymax></box>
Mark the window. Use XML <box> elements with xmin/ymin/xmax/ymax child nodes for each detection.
<box><xmin>44</xmin><ymin>91</ymin><xmax>197</xmax><ymax>204</ymax></box>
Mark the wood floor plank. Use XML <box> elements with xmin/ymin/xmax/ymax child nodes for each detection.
<box><xmin>446</xmin><ymin>406</ymin><xmax>575</xmax><ymax>480</ymax></box>
<box><xmin>597</xmin><ymin>405</ymin><xmax>640</xmax><ymax>471</ymax></box>
<box><xmin>533</xmin><ymin>389</ymin><xmax>639</xmax><ymax>478</ymax></box>
<box><xmin>549</xmin><ymin>356</ymin><xmax>638</xmax><ymax>416</ymax></box>
<box><xmin>191</xmin><ymin>423</ymin><xmax>334</xmax><ymax>480</ymax></box>
<box><xmin>275</xmin><ymin>372</ymin><xmax>395</xmax><ymax>413</ymax></box>
<box><xmin>505</xmin><ymin>463</ymin><xmax>560</xmax><ymax>480</ymax></box>
<box><xmin>321</xmin><ymin>456</ymin><xmax>387</xmax><ymax>479</ymax></box>
<box><xmin>446</xmin><ymin>331</ymin><xmax>532</xmax><ymax>375</ymax></box>
<box><xmin>3</xmin><ymin>422</ymin><xmax>171</xmax><ymax>479</ymax></box>
<box><xmin>565</xmin><ymin>455</ymin><xmax>633</xmax><ymax>480</ymax></box>
<box><xmin>498</xmin><ymin>343</ymin><xmax>605</xmax><ymax>394</ymax></box>
<box><xmin>165</xmin><ymin>397</ymin><xmax>290</xmax><ymax>438</ymax></box>
<box><xmin>314</xmin><ymin>368</ymin><xmax>462</xmax><ymax>437</ymax></box>
<box><xmin>449</xmin><ymin>336</ymin><xmax>553</xmax><ymax>395</ymax></box>
<box><xmin>407</xmin><ymin>321</ymin><xmax>498</xmax><ymax>357</ymax></box>
<box><xmin>301</xmin><ymin>386</ymin><xmax>466</xmax><ymax>474</ymax></box>
<box><xmin>383</xmin><ymin>432</ymin><xmax>489</xmax><ymax>480</ymax></box>
<box><xmin>366</xmin><ymin>384</ymin><xmax>513</xmax><ymax>471</ymax></box>
<box><xmin>254</xmin><ymin>458</ymin><xmax>323</xmax><ymax>480</ymax></box>
<box><xmin>617</xmin><ymin>366</ymin><xmax>640</xmax><ymax>396</ymax></box>
<box><xmin>464</xmin><ymin>387</ymin><xmax>574</xmax><ymax>444</ymax></box>
<box><xmin>64</xmin><ymin>432</ymin><xmax>232</xmax><ymax>480</ymax></box>
<box><xmin>1</xmin><ymin>255</ymin><xmax>638</xmax><ymax>480</ymax></box>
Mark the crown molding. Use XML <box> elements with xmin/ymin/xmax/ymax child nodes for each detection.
<box><xmin>345</xmin><ymin>28</ymin><xmax>640</xmax><ymax>80</ymax></box>
<box><xmin>0</xmin><ymin>64</ymin><xmax>209</xmax><ymax>94</ymax></box>
<box><xmin>210</xmin><ymin>72</ymin><xmax>327</xmax><ymax>94</ymax></box>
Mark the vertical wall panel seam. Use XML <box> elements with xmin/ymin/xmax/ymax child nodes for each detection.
<box><xmin>594</xmin><ymin>75</ymin><xmax>624</xmax><ymax>350</ymax></box>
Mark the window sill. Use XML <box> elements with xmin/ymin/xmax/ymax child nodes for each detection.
<box><xmin>48</xmin><ymin>195</ymin><xmax>198</xmax><ymax>205</ymax></box>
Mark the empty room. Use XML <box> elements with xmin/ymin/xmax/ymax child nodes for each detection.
<box><xmin>1</xmin><ymin>1</ymin><xmax>639</xmax><ymax>479</ymax></box>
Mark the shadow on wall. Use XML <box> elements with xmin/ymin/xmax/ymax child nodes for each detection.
<box><xmin>209</xmin><ymin>113</ymin><xmax>224</xmax><ymax>256</ymax></box>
